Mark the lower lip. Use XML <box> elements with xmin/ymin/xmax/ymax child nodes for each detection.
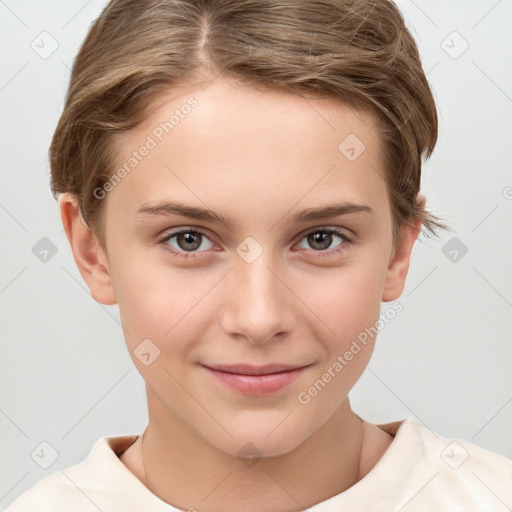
<box><xmin>202</xmin><ymin>366</ymin><xmax>308</xmax><ymax>396</ymax></box>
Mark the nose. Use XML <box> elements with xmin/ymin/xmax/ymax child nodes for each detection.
<box><xmin>219</xmin><ymin>250</ymin><xmax>296</xmax><ymax>345</ymax></box>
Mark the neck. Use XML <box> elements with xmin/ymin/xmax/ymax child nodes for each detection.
<box><xmin>138</xmin><ymin>395</ymin><xmax>365</xmax><ymax>512</ymax></box>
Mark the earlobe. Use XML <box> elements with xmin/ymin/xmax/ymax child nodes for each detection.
<box><xmin>381</xmin><ymin>218</ymin><xmax>421</xmax><ymax>303</ymax></box>
<box><xmin>59</xmin><ymin>193</ymin><xmax>117</xmax><ymax>305</ymax></box>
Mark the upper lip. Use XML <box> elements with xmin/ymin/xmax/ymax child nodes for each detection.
<box><xmin>202</xmin><ymin>363</ymin><xmax>310</xmax><ymax>375</ymax></box>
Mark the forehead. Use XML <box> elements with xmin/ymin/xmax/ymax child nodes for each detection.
<box><xmin>106</xmin><ymin>77</ymin><xmax>388</xmax><ymax>224</ymax></box>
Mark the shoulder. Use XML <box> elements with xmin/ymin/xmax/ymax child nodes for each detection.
<box><xmin>3</xmin><ymin>435</ymin><xmax>140</xmax><ymax>512</ymax></box>
<box><xmin>414</xmin><ymin>419</ymin><xmax>512</xmax><ymax>473</ymax></box>
<box><xmin>391</xmin><ymin>418</ymin><xmax>512</xmax><ymax>509</ymax></box>
<box><xmin>2</xmin><ymin>470</ymin><xmax>92</xmax><ymax>512</ymax></box>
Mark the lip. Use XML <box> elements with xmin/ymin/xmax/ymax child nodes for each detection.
<box><xmin>204</xmin><ymin>363</ymin><xmax>309</xmax><ymax>375</ymax></box>
<box><xmin>200</xmin><ymin>363</ymin><xmax>311</xmax><ymax>396</ymax></box>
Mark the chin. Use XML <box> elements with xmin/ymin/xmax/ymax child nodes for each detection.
<box><xmin>204</xmin><ymin>420</ymin><xmax>310</xmax><ymax>461</ymax></box>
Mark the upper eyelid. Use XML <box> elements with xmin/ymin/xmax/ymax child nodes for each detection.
<box><xmin>297</xmin><ymin>225</ymin><xmax>353</xmax><ymax>240</ymax></box>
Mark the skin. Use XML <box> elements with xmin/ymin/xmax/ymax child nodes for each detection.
<box><xmin>60</xmin><ymin>75</ymin><xmax>423</xmax><ymax>512</ymax></box>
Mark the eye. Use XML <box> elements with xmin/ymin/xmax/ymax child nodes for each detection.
<box><xmin>296</xmin><ymin>228</ymin><xmax>352</xmax><ymax>256</ymax></box>
<box><xmin>157</xmin><ymin>226</ymin><xmax>353</xmax><ymax>261</ymax></box>
<box><xmin>158</xmin><ymin>228</ymin><xmax>215</xmax><ymax>259</ymax></box>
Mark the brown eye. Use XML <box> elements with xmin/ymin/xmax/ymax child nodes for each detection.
<box><xmin>175</xmin><ymin>231</ymin><xmax>202</xmax><ymax>251</ymax></box>
<box><xmin>297</xmin><ymin>228</ymin><xmax>352</xmax><ymax>255</ymax></box>
<box><xmin>158</xmin><ymin>228</ymin><xmax>214</xmax><ymax>259</ymax></box>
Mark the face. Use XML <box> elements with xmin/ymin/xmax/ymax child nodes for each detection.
<box><xmin>67</xmin><ymin>76</ymin><xmax>418</xmax><ymax>458</ymax></box>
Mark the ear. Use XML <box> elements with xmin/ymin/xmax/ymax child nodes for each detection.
<box><xmin>381</xmin><ymin>194</ymin><xmax>425</xmax><ymax>302</ymax></box>
<box><xmin>59</xmin><ymin>193</ymin><xmax>117</xmax><ymax>305</ymax></box>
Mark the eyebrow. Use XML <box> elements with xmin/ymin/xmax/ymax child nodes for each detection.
<box><xmin>134</xmin><ymin>200</ymin><xmax>374</xmax><ymax>228</ymax></box>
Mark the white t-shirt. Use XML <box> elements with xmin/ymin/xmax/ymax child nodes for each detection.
<box><xmin>4</xmin><ymin>418</ymin><xmax>512</xmax><ymax>511</ymax></box>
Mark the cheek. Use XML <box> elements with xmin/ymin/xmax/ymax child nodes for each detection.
<box><xmin>113</xmin><ymin>256</ymin><xmax>217</xmax><ymax>354</ymax></box>
<box><xmin>297</xmin><ymin>259</ymin><xmax>386</xmax><ymax>338</ymax></box>
<box><xmin>293</xmin><ymin>264</ymin><xmax>384</xmax><ymax>418</ymax></box>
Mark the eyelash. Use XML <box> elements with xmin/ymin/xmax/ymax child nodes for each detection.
<box><xmin>157</xmin><ymin>227</ymin><xmax>353</xmax><ymax>261</ymax></box>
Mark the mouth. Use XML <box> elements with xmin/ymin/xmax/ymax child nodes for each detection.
<box><xmin>203</xmin><ymin>363</ymin><xmax>310</xmax><ymax>375</ymax></box>
<box><xmin>200</xmin><ymin>363</ymin><xmax>312</xmax><ymax>395</ymax></box>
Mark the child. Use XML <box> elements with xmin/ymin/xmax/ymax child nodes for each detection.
<box><xmin>6</xmin><ymin>0</ymin><xmax>511</xmax><ymax>510</ymax></box>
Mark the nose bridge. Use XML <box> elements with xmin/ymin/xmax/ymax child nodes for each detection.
<box><xmin>221</xmin><ymin>240</ymin><xmax>294</xmax><ymax>342</ymax></box>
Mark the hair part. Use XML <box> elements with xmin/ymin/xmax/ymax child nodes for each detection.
<box><xmin>49</xmin><ymin>0</ymin><xmax>451</xmax><ymax>254</ymax></box>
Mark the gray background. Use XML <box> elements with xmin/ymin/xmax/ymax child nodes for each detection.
<box><xmin>1</xmin><ymin>0</ymin><xmax>511</xmax><ymax>508</ymax></box>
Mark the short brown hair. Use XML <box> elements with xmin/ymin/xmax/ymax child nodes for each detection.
<box><xmin>50</xmin><ymin>0</ymin><xmax>450</xmax><ymax>253</ymax></box>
